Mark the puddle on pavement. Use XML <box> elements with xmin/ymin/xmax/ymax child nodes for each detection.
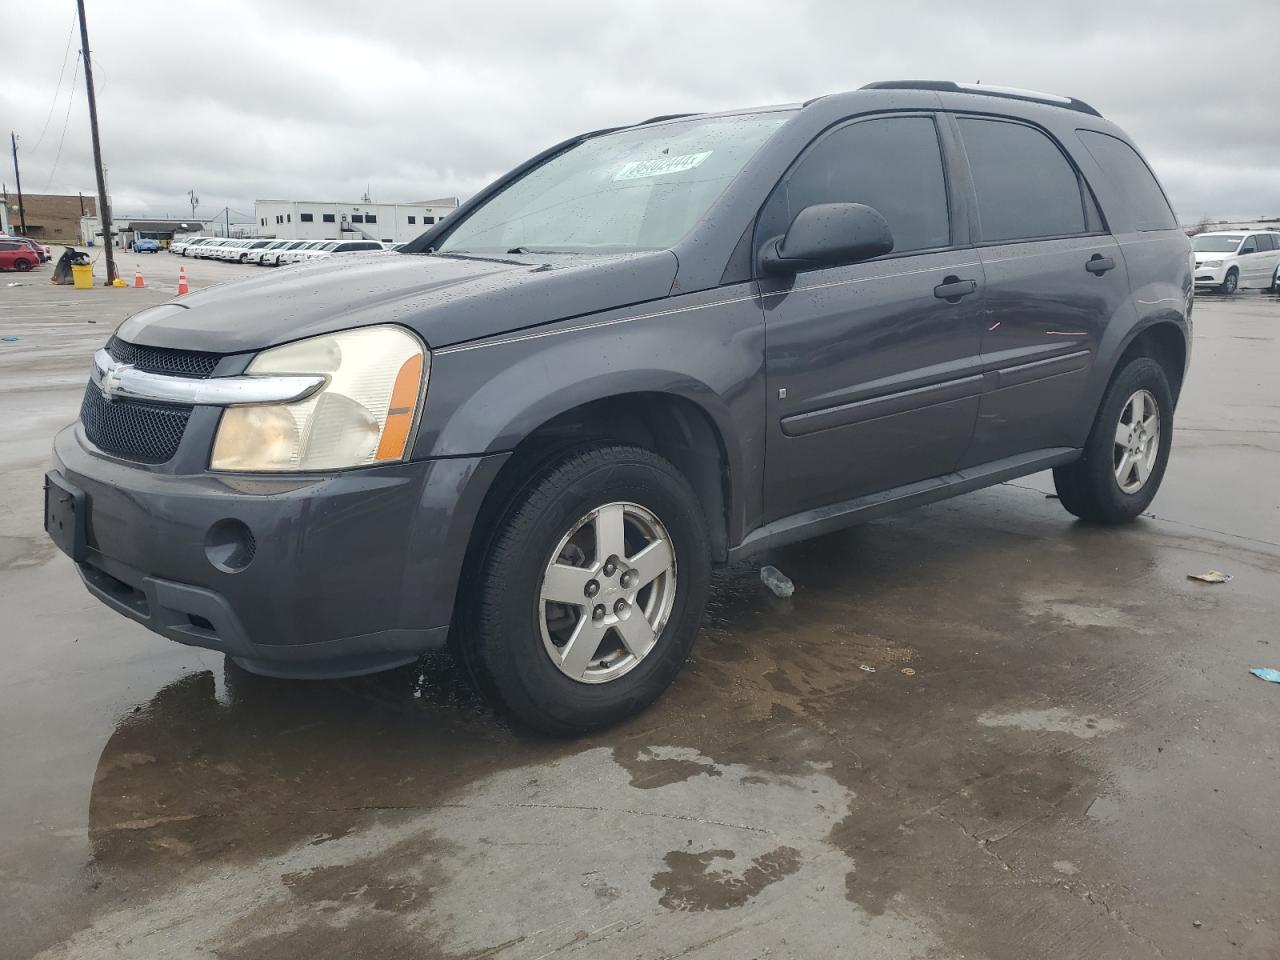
<box><xmin>31</xmin><ymin>496</ymin><xmax>1250</xmax><ymax>959</ymax></box>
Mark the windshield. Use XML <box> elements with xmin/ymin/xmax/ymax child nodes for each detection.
<box><xmin>1193</xmin><ymin>235</ymin><xmax>1242</xmax><ymax>252</ymax></box>
<box><xmin>438</xmin><ymin>112</ymin><xmax>791</xmax><ymax>254</ymax></box>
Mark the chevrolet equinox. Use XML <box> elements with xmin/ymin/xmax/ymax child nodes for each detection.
<box><xmin>46</xmin><ymin>81</ymin><xmax>1192</xmax><ymax>733</ymax></box>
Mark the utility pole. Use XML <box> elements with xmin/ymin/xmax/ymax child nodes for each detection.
<box><xmin>9</xmin><ymin>133</ymin><xmax>26</xmax><ymax>235</ymax></box>
<box><xmin>188</xmin><ymin>189</ymin><xmax>198</xmax><ymax>220</ymax></box>
<box><xmin>76</xmin><ymin>0</ymin><xmax>116</xmax><ymax>283</ymax></box>
<box><xmin>225</xmin><ymin>206</ymin><xmax>231</xmax><ymax>238</ymax></box>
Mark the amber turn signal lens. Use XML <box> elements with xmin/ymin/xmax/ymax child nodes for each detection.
<box><xmin>375</xmin><ymin>354</ymin><xmax>424</xmax><ymax>461</ymax></box>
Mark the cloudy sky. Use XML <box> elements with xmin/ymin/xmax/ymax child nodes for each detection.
<box><xmin>3</xmin><ymin>0</ymin><xmax>1279</xmax><ymax>225</ymax></box>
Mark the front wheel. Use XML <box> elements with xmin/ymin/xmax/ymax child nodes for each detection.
<box><xmin>1053</xmin><ymin>356</ymin><xmax>1173</xmax><ymax>524</ymax></box>
<box><xmin>13</xmin><ymin>259</ymin><xmax>32</xmax><ymax>272</ymax></box>
<box><xmin>460</xmin><ymin>444</ymin><xmax>710</xmax><ymax>735</ymax></box>
<box><xmin>1219</xmin><ymin>269</ymin><xmax>1238</xmax><ymax>295</ymax></box>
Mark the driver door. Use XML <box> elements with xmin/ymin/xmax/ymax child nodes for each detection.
<box><xmin>757</xmin><ymin>114</ymin><xmax>985</xmax><ymax>523</ymax></box>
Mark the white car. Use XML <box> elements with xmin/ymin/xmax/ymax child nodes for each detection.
<box><xmin>225</xmin><ymin>239</ymin><xmax>276</xmax><ymax>264</ymax></box>
<box><xmin>193</xmin><ymin>238</ymin><xmax>236</xmax><ymax>259</ymax></box>
<box><xmin>176</xmin><ymin>237</ymin><xmax>218</xmax><ymax>257</ymax></box>
<box><xmin>250</xmin><ymin>240</ymin><xmax>291</xmax><ymax>265</ymax></box>
<box><xmin>169</xmin><ymin>236</ymin><xmax>206</xmax><ymax>255</ymax></box>
<box><xmin>257</xmin><ymin>240</ymin><xmax>310</xmax><ymax>266</ymax></box>
<box><xmin>278</xmin><ymin>240</ymin><xmax>333</xmax><ymax>265</ymax></box>
<box><xmin>1192</xmin><ymin>230</ymin><xmax>1280</xmax><ymax>294</ymax></box>
<box><xmin>305</xmin><ymin>240</ymin><xmax>384</xmax><ymax>261</ymax></box>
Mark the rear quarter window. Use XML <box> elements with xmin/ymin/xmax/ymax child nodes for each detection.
<box><xmin>956</xmin><ymin>117</ymin><xmax>1087</xmax><ymax>243</ymax></box>
<box><xmin>1076</xmin><ymin>130</ymin><xmax>1178</xmax><ymax>232</ymax></box>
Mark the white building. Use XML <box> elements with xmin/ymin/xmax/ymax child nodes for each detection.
<box><xmin>253</xmin><ymin>198</ymin><xmax>459</xmax><ymax>244</ymax></box>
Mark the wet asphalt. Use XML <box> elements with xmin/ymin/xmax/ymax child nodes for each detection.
<box><xmin>1</xmin><ymin>259</ymin><xmax>1278</xmax><ymax>959</ymax></box>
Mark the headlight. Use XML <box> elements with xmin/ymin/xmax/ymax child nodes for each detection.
<box><xmin>210</xmin><ymin>325</ymin><xmax>428</xmax><ymax>472</ymax></box>
<box><xmin>1202</xmin><ymin>260</ymin><xmax>1223</xmax><ymax>267</ymax></box>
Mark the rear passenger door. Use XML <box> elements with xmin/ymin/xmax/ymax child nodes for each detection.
<box><xmin>951</xmin><ymin>115</ymin><xmax>1132</xmax><ymax>466</ymax></box>
<box><xmin>759</xmin><ymin>113</ymin><xmax>985</xmax><ymax>522</ymax></box>
<box><xmin>1240</xmin><ymin>234</ymin><xmax>1276</xmax><ymax>287</ymax></box>
<box><xmin>1259</xmin><ymin>234</ymin><xmax>1280</xmax><ymax>287</ymax></box>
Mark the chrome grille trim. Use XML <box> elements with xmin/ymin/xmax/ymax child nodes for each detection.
<box><xmin>91</xmin><ymin>348</ymin><xmax>325</xmax><ymax>407</ymax></box>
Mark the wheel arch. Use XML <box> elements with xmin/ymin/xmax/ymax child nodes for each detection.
<box><xmin>463</xmin><ymin>389</ymin><xmax>736</xmax><ymax>565</ymax></box>
<box><xmin>1113</xmin><ymin>319</ymin><xmax>1188</xmax><ymax>406</ymax></box>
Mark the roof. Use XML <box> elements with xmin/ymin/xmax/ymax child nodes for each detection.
<box><xmin>122</xmin><ymin>220</ymin><xmax>207</xmax><ymax>232</ymax></box>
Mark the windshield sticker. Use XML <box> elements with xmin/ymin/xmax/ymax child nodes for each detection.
<box><xmin>613</xmin><ymin>151</ymin><xmax>712</xmax><ymax>181</ymax></box>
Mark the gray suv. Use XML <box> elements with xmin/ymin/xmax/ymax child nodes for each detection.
<box><xmin>46</xmin><ymin>81</ymin><xmax>1191</xmax><ymax>733</ymax></box>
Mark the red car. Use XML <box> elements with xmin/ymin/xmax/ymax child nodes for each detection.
<box><xmin>0</xmin><ymin>238</ymin><xmax>40</xmax><ymax>271</ymax></box>
<box><xmin>11</xmin><ymin>236</ymin><xmax>51</xmax><ymax>262</ymax></box>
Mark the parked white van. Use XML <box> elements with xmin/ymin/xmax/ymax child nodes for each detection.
<box><xmin>1192</xmin><ymin>231</ymin><xmax>1280</xmax><ymax>293</ymax></box>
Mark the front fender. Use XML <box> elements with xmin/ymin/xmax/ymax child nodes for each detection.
<box><xmin>411</xmin><ymin>284</ymin><xmax>768</xmax><ymax>540</ymax></box>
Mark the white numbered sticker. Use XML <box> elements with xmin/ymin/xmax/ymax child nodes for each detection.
<box><xmin>613</xmin><ymin>151</ymin><xmax>712</xmax><ymax>181</ymax></box>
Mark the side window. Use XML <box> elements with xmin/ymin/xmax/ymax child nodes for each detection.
<box><xmin>1240</xmin><ymin>236</ymin><xmax>1258</xmax><ymax>255</ymax></box>
<box><xmin>1075</xmin><ymin>130</ymin><xmax>1178</xmax><ymax>231</ymax></box>
<box><xmin>759</xmin><ymin>115</ymin><xmax>950</xmax><ymax>258</ymax></box>
<box><xmin>1255</xmin><ymin>234</ymin><xmax>1275</xmax><ymax>252</ymax></box>
<box><xmin>957</xmin><ymin>117</ymin><xmax>1087</xmax><ymax>242</ymax></box>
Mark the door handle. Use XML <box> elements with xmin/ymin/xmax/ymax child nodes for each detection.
<box><xmin>933</xmin><ymin>276</ymin><xmax>978</xmax><ymax>302</ymax></box>
<box><xmin>1086</xmin><ymin>254</ymin><xmax>1116</xmax><ymax>275</ymax></box>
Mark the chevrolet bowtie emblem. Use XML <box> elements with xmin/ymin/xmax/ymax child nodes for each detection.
<box><xmin>94</xmin><ymin>358</ymin><xmax>132</xmax><ymax>402</ymax></box>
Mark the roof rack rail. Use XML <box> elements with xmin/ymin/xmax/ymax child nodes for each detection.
<box><xmin>635</xmin><ymin>113</ymin><xmax>699</xmax><ymax>126</ymax></box>
<box><xmin>860</xmin><ymin>80</ymin><xmax>1102</xmax><ymax>118</ymax></box>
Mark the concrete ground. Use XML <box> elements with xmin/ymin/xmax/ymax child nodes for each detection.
<box><xmin>1</xmin><ymin>259</ymin><xmax>1277</xmax><ymax>960</ymax></box>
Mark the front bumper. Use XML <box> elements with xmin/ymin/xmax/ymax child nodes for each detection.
<box><xmin>1193</xmin><ymin>263</ymin><xmax>1226</xmax><ymax>286</ymax></box>
<box><xmin>49</xmin><ymin>424</ymin><xmax>507</xmax><ymax>677</ymax></box>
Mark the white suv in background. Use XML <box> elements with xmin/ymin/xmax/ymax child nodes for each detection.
<box><xmin>1192</xmin><ymin>230</ymin><xmax>1280</xmax><ymax>294</ymax></box>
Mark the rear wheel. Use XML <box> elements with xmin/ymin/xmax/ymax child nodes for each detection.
<box><xmin>459</xmin><ymin>444</ymin><xmax>710</xmax><ymax>735</ymax></box>
<box><xmin>1053</xmin><ymin>356</ymin><xmax>1173</xmax><ymax>524</ymax></box>
<box><xmin>1219</xmin><ymin>268</ymin><xmax>1238</xmax><ymax>295</ymax></box>
<box><xmin>13</xmin><ymin>258</ymin><xmax>32</xmax><ymax>272</ymax></box>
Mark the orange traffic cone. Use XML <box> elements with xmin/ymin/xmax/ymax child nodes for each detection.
<box><xmin>177</xmin><ymin>266</ymin><xmax>189</xmax><ymax>296</ymax></box>
<box><xmin>133</xmin><ymin>266</ymin><xmax>145</xmax><ymax>288</ymax></box>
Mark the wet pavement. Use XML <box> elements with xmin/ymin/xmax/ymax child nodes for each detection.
<box><xmin>2</xmin><ymin>269</ymin><xmax>1278</xmax><ymax>959</ymax></box>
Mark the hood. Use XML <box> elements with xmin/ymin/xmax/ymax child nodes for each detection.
<box><xmin>116</xmin><ymin>250</ymin><xmax>680</xmax><ymax>354</ymax></box>
<box><xmin>1193</xmin><ymin>248</ymin><xmax>1238</xmax><ymax>262</ymax></box>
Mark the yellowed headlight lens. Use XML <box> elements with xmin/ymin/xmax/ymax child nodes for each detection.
<box><xmin>210</xmin><ymin>405</ymin><xmax>301</xmax><ymax>471</ymax></box>
<box><xmin>209</xmin><ymin>326</ymin><xmax>427</xmax><ymax>472</ymax></box>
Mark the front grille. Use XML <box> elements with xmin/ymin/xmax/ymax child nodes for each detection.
<box><xmin>79</xmin><ymin>338</ymin><xmax>223</xmax><ymax>463</ymax></box>
<box><xmin>107</xmin><ymin>337</ymin><xmax>220</xmax><ymax>378</ymax></box>
<box><xmin>80</xmin><ymin>382</ymin><xmax>192</xmax><ymax>464</ymax></box>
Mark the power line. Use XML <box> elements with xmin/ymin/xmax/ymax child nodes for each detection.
<box><xmin>33</xmin><ymin>10</ymin><xmax>78</xmax><ymax>153</ymax></box>
<box><xmin>44</xmin><ymin>54</ymin><xmax>81</xmax><ymax>191</ymax></box>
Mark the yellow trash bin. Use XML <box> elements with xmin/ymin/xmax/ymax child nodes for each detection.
<box><xmin>71</xmin><ymin>264</ymin><xmax>94</xmax><ymax>289</ymax></box>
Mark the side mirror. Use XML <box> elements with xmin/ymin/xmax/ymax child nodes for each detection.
<box><xmin>760</xmin><ymin>202</ymin><xmax>894</xmax><ymax>275</ymax></box>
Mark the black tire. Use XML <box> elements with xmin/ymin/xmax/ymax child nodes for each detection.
<box><xmin>1219</xmin><ymin>268</ymin><xmax>1238</xmax><ymax>295</ymax></box>
<box><xmin>458</xmin><ymin>444</ymin><xmax>710</xmax><ymax>735</ymax></box>
<box><xmin>1053</xmin><ymin>356</ymin><xmax>1173</xmax><ymax>524</ymax></box>
<box><xmin>13</xmin><ymin>258</ymin><xmax>31</xmax><ymax>272</ymax></box>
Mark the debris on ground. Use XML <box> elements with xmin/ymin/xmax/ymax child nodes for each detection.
<box><xmin>1192</xmin><ymin>920</ymin><xmax>1203</xmax><ymax>929</ymax></box>
<box><xmin>1187</xmin><ymin>570</ymin><xmax>1232</xmax><ymax>584</ymax></box>
<box><xmin>6</xmin><ymin>282</ymin><xmax>26</xmax><ymax>287</ymax></box>
<box><xmin>901</xmin><ymin>667</ymin><xmax>916</xmax><ymax>676</ymax></box>
<box><xmin>759</xmin><ymin>565</ymin><xmax>794</xmax><ymax>598</ymax></box>
<box><xmin>1249</xmin><ymin>668</ymin><xmax>1280</xmax><ymax>683</ymax></box>
<box><xmin>0</xmin><ymin>336</ymin><xmax>18</xmax><ymax>342</ymax></box>
<box><xmin>859</xmin><ymin>664</ymin><xmax>876</xmax><ymax>673</ymax></box>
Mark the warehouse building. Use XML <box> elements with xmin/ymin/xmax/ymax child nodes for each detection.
<box><xmin>253</xmin><ymin>198</ymin><xmax>459</xmax><ymax>244</ymax></box>
<box><xmin>3</xmin><ymin>192</ymin><xmax>98</xmax><ymax>245</ymax></box>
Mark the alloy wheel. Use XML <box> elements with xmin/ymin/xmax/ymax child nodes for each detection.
<box><xmin>1114</xmin><ymin>388</ymin><xmax>1160</xmax><ymax>494</ymax></box>
<box><xmin>538</xmin><ymin>501</ymin><xmax>677</xmax><ymax>684</ymax></box>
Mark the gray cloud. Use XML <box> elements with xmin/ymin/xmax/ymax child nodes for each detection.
<box><xmin>3</xmin><ymin>0</ymin><xmax>1278</xmax><ymax>223</ymax></box>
